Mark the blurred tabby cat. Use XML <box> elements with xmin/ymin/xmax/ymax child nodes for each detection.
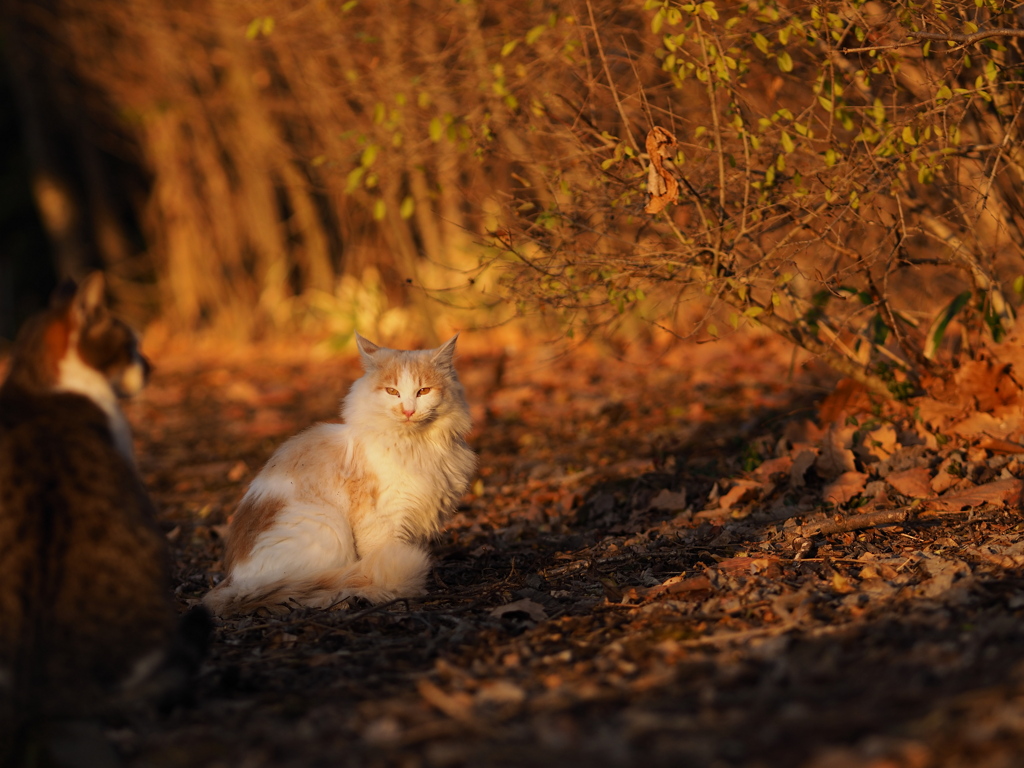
<box><xmin>203</xmin><ymin>334</ymin><xmax>477</xmax><ymax>616</ymax></box>
<box><xmin>0</xmin><ymin>274</ymin><xmax>209</xmax><ymax>767</ymax></box>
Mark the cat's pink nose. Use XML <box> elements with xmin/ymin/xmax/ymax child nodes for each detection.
<box><xmin>403</xmin><ymin>408</ymin><xmax>415</xmax><ymax>418</ymax></box>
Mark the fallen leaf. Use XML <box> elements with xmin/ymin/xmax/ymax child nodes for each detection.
<box><xmin>951</xmin><ymin>411</ymin><xmax>1022</xmax><ymax>440</ymax></box>
<box><xmin>417</xmin><ymin>680</ymin><xmax>478</xmax><ymax>725</ymax></box>
<box><xmin>648</xmin><ymin>488</ymin><xmax>688</xmax><ymax>511</ymax></box>
<box><xmin>753</xmin><ymin>454</ymin><xmax>794</xmax><ymax>479</ymax></box>
<box><xmin>911</xmin><ymin>396</ymin><xmax>964</xmax><ymax>431</ymax></box>
<box><xmin>823</xmin><ymin>471</ymin><xmax>868</xmax><ymax>505</ymax></box>
<box><xmin>715</xmin><ymin>556</ymin><xmax>781</xmax><ymax>579</ymax></box>
<box><xmin>719</xmin><ymin>480</ymin><xmax>761</xmax><ymax>511</ymax></box>
<box><xmin>475</xmin><ymin>680</ymin><xmax>527</xmax><ymax>707</ymax></box>
<box><xmin>818</xmin><ymin>378</ymin><xmax>872</xmax><ymax>426</ymax></box>
<box><xmin>816</xmin><ymin>426</ymin><xmax>857</xmax><ymax>479</ymax></box>
<box><xmin>856</xmin><ymin>424</ymin><xmax>898</xmax><ymax>464</ymax></box>
<box><xmin>790</xmin><ymin>449</ymin><xmax>818</xmax><ymax>488</ymax></box>
<box><xmin>831</xmin><ymin>572</ymin><xmax>856</xmax><ymax>594</ymax></box>
<box><xmin>976</xmin><ymin>436</ymin><xmax>1024</xmax><ymax>454</ymax></box>
<box><xmin>932</xmin><ymin>478</ymin><xmax>1024</xmax><ymax>511</ymax></box>
<box><xmin>887</xmin><ymin>467</ymin><xmax>934</xmax><ymax>499</ymax></box>
<box><xmin>631</xmin><ymin>573</ymin><xmax>712</xmax><ymax>601</ymax></box>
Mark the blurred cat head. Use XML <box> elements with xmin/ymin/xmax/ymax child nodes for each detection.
<box><xmin>6</xmin><ymin>272</ymin><xmax>150</xmax><ymax>400</ymax></box>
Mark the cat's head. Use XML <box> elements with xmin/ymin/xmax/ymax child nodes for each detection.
<box><xmin>344</xmin><ymin>333</ymin><xmax>470</xmax><ymax>433</ymax></box>
<box><xmin>6</xmin><ymin>272</ymin><xmax>150</xmax><ymax>400</ymax></box>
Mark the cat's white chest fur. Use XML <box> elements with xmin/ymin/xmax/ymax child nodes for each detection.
<box><xmin>55</xmin><ymin>347</ymin><xmax>136</xmax><ymax>464</ymax></box>
<box><xmin>359</xmin><ymin>430</ymin><xmax>475</xmax><ymax>543</ymax></box>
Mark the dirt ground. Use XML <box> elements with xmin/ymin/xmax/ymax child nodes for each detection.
<box><xmin>112</xmin><ymin>329</ymin><xmax>1024</xmax><ymax>768</ymax></box>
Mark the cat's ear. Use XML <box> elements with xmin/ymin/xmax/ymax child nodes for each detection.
<box><xmin>356</xmin><ymin>333</ymin><xmax>382</xmax><ymax>367</ymax></box>
<box><xmin>431</xmin><ymin>334</ymin><xmax>459</xmax><ymax>368</ymax></box>
<box><xmin>71</xmin><ymin>272</ymin><xmax>108</xmax><ymax>326</ymax></box>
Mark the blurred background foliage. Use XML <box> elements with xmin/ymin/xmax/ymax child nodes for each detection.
<box><xmin>1</xmin><ymin>0</ymin><xmax>1024</xmax><ymax>392</ymax></box>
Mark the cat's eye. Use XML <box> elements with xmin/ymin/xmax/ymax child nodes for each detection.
<box><xmin>385</xmin><ymin>387</ymin><xmax>399</xmax><ymax>396</ymax></box>
<box><xmin>417</xmin><ymin>387</ymin><xmax>432</xmax><ymax>397</ymax></box>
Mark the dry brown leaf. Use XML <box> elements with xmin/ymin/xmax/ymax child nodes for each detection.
<box><xmin>932</xmin><ymin>478</ymin><xmax>1024</xmax><ymax>511</ymax></box>
<box><xmin>783</xmin><ymin>418</ymin><xmax>825</xmax><ymax>446</ymax></box>
<box><xmin>648</xmin><ymin>488</ymin><xmax>688</xmax><ymax>512</ymax></box>
<box><xmin>718</xmin><ymin>480</ymin><xmax>761</xmax><ymax>511</ymax></box>
<box><xmin>715</xmin><ymin>556</ymin><xmax>781</xmax><ymax>579</ymax></box>
<box><xmin>977</xmin><ymin>436</ymin><xmax>1024</xmax><ymax>454</ymax></box>
<box><xmin>950</xmin><ymin>411</ymin><xmax>1023</xmax><ymax>440</ymax></box>
<box><xmin>930</xmin><ymin>457</ymin><xmax>959</xmax><ymax>494</ymax></box>
<box><xmin>630</xmin><ymin>573</ymin><xmax>712</xmax><ymax>601</ymax></box>
<box><xmin>643</xmin><ymin>126</ymin><xmax>679</xmax><ymax>214</ymax></box>
<box><xmin>817</xmin><ymin>378</ymin><xmax>872</xmax><ymax>426</ymax></box>
<box><xmin>790</xmin><ymin>449</ymin><xmax>818</xmax><ymax>487</ymax></box>
<box><xmin>911</xmin><ymin>396</ymin><xmax>964</xmax><ymax>432</ymax></box>
<box><xmin>816</xmin><ymin>426</ymin><xmax>857</xmax><ymax>479</ymax></box>
<box><xmin>417</xmin><ymin>680</ymin><xmax>478</xmax><ymax>725</ymax></box>
<box><xmin>856</xmin><ymin>423</ymin><xmax>899</xmax><ymax>464</ymax></box>
<box><xmin>887</xmin><ymin>467</ymin><xmax>934</xmax><ymax>499</ymax></box>
<box><xmin>823</xmin><ymin>471</ymin><xmax>868</xmax><ymax>505</ymax></box>
<box><xmin>753</xmin><ymin>454</ymin><xmax>794</xmax><ymax>479</ymax></box>
<box><xmin>950</xmin><ymin>358</ymin><xmax>1022</xmax><ymax>412</ymax></box>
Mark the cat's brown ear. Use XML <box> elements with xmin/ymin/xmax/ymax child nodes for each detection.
<box><xmin>356</xmin><ymin>333</ymin><xmax>382</xmax><ymax>367</ymax></box>
<box><xmin>432</xmin><ymin>334</ymin><xmax>459</xmax><ymax>368</ymax></box>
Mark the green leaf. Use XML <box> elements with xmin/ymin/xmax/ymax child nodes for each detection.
<box><xmin>651</xmin><ymin>8</ymin><xmax>664</xmax><ymax>34</ymax></box>
<box><xmin>525</xmin><ymin>24</ymin><xmax>547</xmax><ymax>44</ymax></box>
<box><xmin>245</xmin><ymin>18</ymin><xmax>263</xmax><ymax>40</ymax></box>
<box><xmin>345</xmin><ymin>167</ymin><xmax>365</xmax><ymax>194</ymax></box>
<box><xmin>776</xmin><ymin>50</ymin><xmax>793</xmax><ymax>72</ymax></box>
<box><xmin>361</xmin><ymin>144</ymin><xmax>379</xmax><ymax>167</ymax></box>
<box><xmin>429</xmin><ymin>117</ymin><xmax>444</xmax><ymax>142</ymax></box>
<box><xmin>753</xmin><ymin>32</ymin><xmax>769</xmax><ymax>54</ymax></box>
<box><xmin>399</xmin><ymin>196</ymin><xmax>415</xmax><ymax>220</ymax></box>
<box><xmin>924</xmin><ymin>291</ymin><xmax>972</xmax><ymax>360</ymax></box>
<box><xmin>901</xmin><ymin>126</ymin><xmax>916</xmax><ymax>146</ymax></box>
<box><xmin>501</xmin><ymin>40</ymin><xmax>519</xmax><ymax>57</ymax></box>
<box><xmin>372</xmin><ymin>199</ymin><xmax>387</xmax><ymax>221</ymax></box>
<box><xmin>780</xmin><ymin>131</ymin><xmax>795</xmax><ymax>154</ymax></box>
<box><xmin>935</xmin><ymin>84</ymin><xmax>952</xmax><ymax>103</ymax></box>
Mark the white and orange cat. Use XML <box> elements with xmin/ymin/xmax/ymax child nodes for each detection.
<box><xmin>203</xmin><ymin>334</ymin><xmax>477</xmax><ymax>616</ymax></box>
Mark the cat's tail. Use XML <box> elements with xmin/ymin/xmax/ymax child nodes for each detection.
<box><xmin>203</xmin><ymin>541</ymin><xmax>432</xmax><ymax>617</ymax></box>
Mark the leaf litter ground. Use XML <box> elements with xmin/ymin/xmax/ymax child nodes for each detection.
<box><xmin>114</xmin><ymin>329</ymin><xmax>1024</xmax><ymax>768</ymax></box>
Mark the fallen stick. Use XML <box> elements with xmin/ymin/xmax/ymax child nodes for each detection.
<box><xmin>803</xmin><ymin>508</ymin><xmax>914</xmax><ymax>537</ymax></box>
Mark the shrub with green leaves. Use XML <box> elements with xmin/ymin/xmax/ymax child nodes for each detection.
<box><xmin>496</xmin><ymin>0</ymin><xmax>1024</xmax><ymax>397</ymax></box>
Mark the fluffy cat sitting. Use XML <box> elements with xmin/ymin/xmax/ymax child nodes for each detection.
<box><xmin>0</xmin><ymin>274</ymin><xmax>209</xmax><ymax>765</ymax></box>
<box><xmin>203</xmin><ymin>334</ymin><xmax>477</xmax><ymax>617</ymax></box>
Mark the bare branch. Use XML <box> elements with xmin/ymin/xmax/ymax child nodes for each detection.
<box><xmin>911</xmin><ymin>28</ymin><xmax>1024</xmax><ymax>47</ymax></box>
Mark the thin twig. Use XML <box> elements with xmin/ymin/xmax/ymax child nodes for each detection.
<box><xmin>911</xmin><ymin>28</ymin><xmax>1024</xmax><ymax>49</ymax></box>
<box><xmin>839</xmin><ymin>28</ymin><xmax>1024</xmax><ymax>55</ymax></box>
<box><xmin>583</xmin><ymin>0</ymin><xmax>639</xmax><ymax>155</ymax></box>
